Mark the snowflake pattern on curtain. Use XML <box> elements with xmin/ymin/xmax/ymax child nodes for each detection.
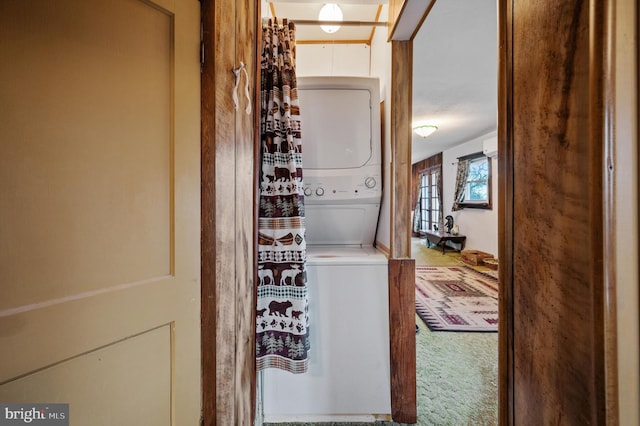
<box><xmin>256</xmin><ymin>18</ymin><xmax>309</xmax><ymax>374</ymax></box>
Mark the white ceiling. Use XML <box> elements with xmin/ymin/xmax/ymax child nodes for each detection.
<box><xmin>411</xmin><ymin>0</ymin><xmax>497</xmax><ymax>162</ymax></box>
<box><xmin>268</xmin><ymin>1</ymin><xmax>383</xmax><ymax>42</ymax></box>
<box><xmin>268</xmin><ymin>0</ymin><xmax>498</xmax><ymax>164</ymax></box>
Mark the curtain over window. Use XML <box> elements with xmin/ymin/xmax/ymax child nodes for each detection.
<box><xmin>435</xmin><ymin>168</ymin><xmax>444</xmax><ymax>229</ymax></box>
<box><xmin>413</xmin><ymin>187</ymin><xmax>422</xmax><ymax>233</ymax></box>
<box><xmin>256</xmin><ymin>19</ymin><xmax>309</xmax><ymax>374</ymax></box>
<box><xmin>452</xmin><ymin>159</ymin><xmax>470</xmax><ymax>212</ymax></box>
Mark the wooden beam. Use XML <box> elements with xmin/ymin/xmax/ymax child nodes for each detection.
<box><xmin>387</xmin><ymin>0</ymin><xmax>435</xmax><ymax>41</ymax></box>
<box><xmin>200</xmin><ymin>0</ymin><xmax>220</xmax><ymax>422</ymax></box>
<box><xmin>287</xmin><ymin>19</ymin><xmax>386</xmax><ymax>27</ymax></box>
<box><xmin>388</xmin><ymin>258</ymin><xmax>417</xmax><ymax>424</ymax></box>
<box><xmin>211</xmin><ymin>0</ymin><xmax>237</xmax><ymax>420</ymax></box>
<box><xmin>503</xmin><ymin>0</ymin><xmax>611</xmax><ymax>422</ymax></box>
<box><xmin>388</xmin><ymin>39</ymin><xmax>416</xmax><ymax>423</ymax></box>
<box><xmin>269</xmin><ymin>0</ymin><xmax>384</xmax><ymax>3</ymax></box>
<box><xmin>235</xmin><ymin>0</ymin><xmax>258</xmax><ymax>423</ymax></box>
<box><xmin>201</xmin><ymin>0</ymin><xmax>257</xmax><ymax>424</ymax></box>
<box><xmin>390</xmin><ymin>40</ymin><xmax>413</xmax><ymax>259</ymax></box>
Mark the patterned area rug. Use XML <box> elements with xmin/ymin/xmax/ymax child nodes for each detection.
<box><xmin>416</xmin><ymin>266</ymin><xmax>498</xmax><ymax>332</ymax></box>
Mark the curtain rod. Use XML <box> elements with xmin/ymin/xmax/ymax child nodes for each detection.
<box><xmin>262</xmin><ymin>18</ymin><xmax>386</xmax><ymax>27</ymax></box>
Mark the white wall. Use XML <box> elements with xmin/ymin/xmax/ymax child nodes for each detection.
<box><xmin>261</xmin><ymin>0</ymin><xmax>392</xmax><ymax>250</ymax></box>
<box><xmin>296</xmin><ymin>44</ymin><xmax>371</xmax><ymax>77</ymax></box>
<box><xmin>294</xmin><ymin>5</ymin><xmax>393</xmax><ymax>251</ymax></box>
<box><xmin>370</xmin><ymin>5</ymin><xmax>391</xmax><ymax>251</ymax></box>
<box><xmin>442</xmin><ymin>131</ymin><xmax>498</xmax><ymax>257</ymax></box>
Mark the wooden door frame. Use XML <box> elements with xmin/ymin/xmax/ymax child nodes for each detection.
<box><xmin>201</xmin><ymin>0</ymin><xmax>258</xmax><ymax>424</ymax></box>
<box><xmin>498</xmin><ymin>0</ymin><xmax>620</xmax><ymax>423</ymax></box>
<box><xmin>497</xmin><ymin>1</ymin><xmax>513</xmax><ymax>423</ymax></box>
<box><xmin>202</xmin><ymin>0</ymin><xmax>631</xmax><ymax>423</ymax></box>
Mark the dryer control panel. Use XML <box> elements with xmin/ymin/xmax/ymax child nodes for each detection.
<box><xmin>303</xmin><ymin>172</ymin><xmax>382</xmax><ymax>205</ymax></box>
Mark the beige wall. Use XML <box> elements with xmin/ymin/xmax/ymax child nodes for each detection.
<box><xmin>615</xmin><ymin>0</ymin><xmax>639</xmax><ymax>424</ymax></box>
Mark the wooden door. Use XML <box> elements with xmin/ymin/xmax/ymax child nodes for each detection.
<box><xmin>0</xmin><ymin>0</ymin><xmax>201</xmax><ymax>424</ymax></box>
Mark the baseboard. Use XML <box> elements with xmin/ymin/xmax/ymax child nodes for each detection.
<box><xmin>264</xmin><ymin>413</ymin><xmax>392</xmax><ymax>423</ymax></box>
<box><xmin>375</xmin><ymin>240</ymin><xmax>390</xmax><ymax>257</ymax></box>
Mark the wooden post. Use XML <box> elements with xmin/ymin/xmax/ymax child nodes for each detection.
<box><xmin>387</xmin><ymin>39</ymin><xmax>417</xmax><ymax>424</ymax></box>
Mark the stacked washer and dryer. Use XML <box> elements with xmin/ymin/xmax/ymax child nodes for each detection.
<box><xmin>261</xmin><ymin>77</ymin><xmax>391</xmax><ymax>422</ymax></box>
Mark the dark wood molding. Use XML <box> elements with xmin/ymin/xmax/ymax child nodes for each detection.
<box><xmin>388</xmin><ymin>258</ymin><xmax>417</xmax><ymax>424</ymax></box>
<box><xmin>200</xmin><ymin>0</ymin><xmax>217</xmax><ymax>423</ymax></box>
<box><xmin>589</xmin><ymin>1</ymin><xmax>609</xmax><ymax>418</ymax></box>
<box><xmin>497</xmin><ymin>0</ymin><xmax>514</xmax><ymax>424</ymax></box>
<box><xmin>251</xmin><ymin>0</ymin><xmax>262</xmax><ymax>423</ymax></box>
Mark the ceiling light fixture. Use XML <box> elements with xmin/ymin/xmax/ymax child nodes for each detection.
<box><xmin>319</xmin><ymin>3</ymin><xmax>343</xmax><ymax>34</ymax></box>
<box><xmin>414</xmin><ymin>125</ymin><xmax>438</xmax><ymax>138</ymax></box>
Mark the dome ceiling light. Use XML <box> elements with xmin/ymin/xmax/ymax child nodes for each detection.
<box><xmin>414</xmin><ymin>125</ymin><xmax>438</xmax><ymax>138</ymax></box>
<box><xmin>319</xmin><ymin>3</ymin><xmax>343</xmax><ymax>34</ymax></box>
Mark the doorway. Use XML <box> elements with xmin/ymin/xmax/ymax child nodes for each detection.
<box><xmin>409</xmin><ymin>1</ymin><xmax>499</xmax><ymax>423</ymax></box>
<box><xmin>201</xmin><ymin>0</ymin><xmax>637</xmax><ymax>423</ymax></box>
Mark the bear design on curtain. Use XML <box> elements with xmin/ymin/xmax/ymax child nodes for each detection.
<box><xmin>256</xmin><ymin>18</ymin><xmax>309</xmax><ymax>374</ymax></box>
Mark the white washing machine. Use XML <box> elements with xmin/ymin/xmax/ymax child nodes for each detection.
<box><xmin>262</xmin><ymin>245</ymin><xmax>390</xmax><ymax>423</ymax></box>
<box><xmin>261</xmin><ymin>77</ymin><xmax>391</xmax><ymax>422</ymax></box>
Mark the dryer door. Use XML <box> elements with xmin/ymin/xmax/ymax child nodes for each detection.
<box><xmin>299</xmin><ymin>88</ymin><xmax>373</xmax><ymax>169</ymax></box>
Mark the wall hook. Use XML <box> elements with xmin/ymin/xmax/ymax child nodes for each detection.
<box><xmin>232</xmin><ymin>62</ymin><xmax>252</xmax><ymax>115</ymax></box>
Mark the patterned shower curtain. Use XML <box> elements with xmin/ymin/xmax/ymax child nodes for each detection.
<box><xmin>256</xmin><ymin>18</ymin><xmax>309</xmax><ymax>374</ymax></box>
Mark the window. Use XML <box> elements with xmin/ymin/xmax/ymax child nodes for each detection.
<box><xmin>458</xmin><ymin>152</ymin><xmax>492</xmax><ymax>209</ymax></box>
<box><xmin>418</xmin><ymin>167</ymin><xmax>441</xmax><ymax>232</ymax></box>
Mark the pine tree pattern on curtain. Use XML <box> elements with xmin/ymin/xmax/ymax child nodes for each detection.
<box><xmin>256</xmin><ymin>19</ymin><xmax>309</xmax><ymax>374</ymax></box>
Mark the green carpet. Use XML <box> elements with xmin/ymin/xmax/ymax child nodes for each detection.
<box><xmin>412</xmin><ymin>239</ymin><xmax>498</xmax><ymax>425</ymax></box>
<box><xmin>414</xmin><ymin>316</ymin><xmax>498</xmax><ymax>425</ymax></box>
<box><xmin>263</xmin><ymin>239</ymin><xmax>498</xmax><ymax>425</ymax></box>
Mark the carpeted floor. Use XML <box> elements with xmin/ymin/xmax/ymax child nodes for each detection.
<box><xmin>263</xmin><ymin>239</ymin><xmax>498</xmax><ymax>425</ymax></box>
<box><xmin>414</xmin><ymin>310</ymin><xmax>498</xmax><ymax>425</ymax></box>
<box><xmin>415</xmin><ymin>266</ymin><xmax>499</xmax><ymax>332</ymax></box>
<box><xmin>411</xmin><ymin>239</ymin><xmax>498</xmax><ymax>425</ymax></box>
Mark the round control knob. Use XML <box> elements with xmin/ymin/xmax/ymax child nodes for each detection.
<box><xmin>315</xmin><ymin>187</ymin><xmax>325</xmax><ymax>196</ymax></box>
<box><xmin>304</xmin><ymin>187</ymin><xmax>312</xmax><ymax>196</ymax></box>
<box><xmin>364</xmin><ymin>177</ymin><xmax>377</xmax><ymax>189</ymax></box>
